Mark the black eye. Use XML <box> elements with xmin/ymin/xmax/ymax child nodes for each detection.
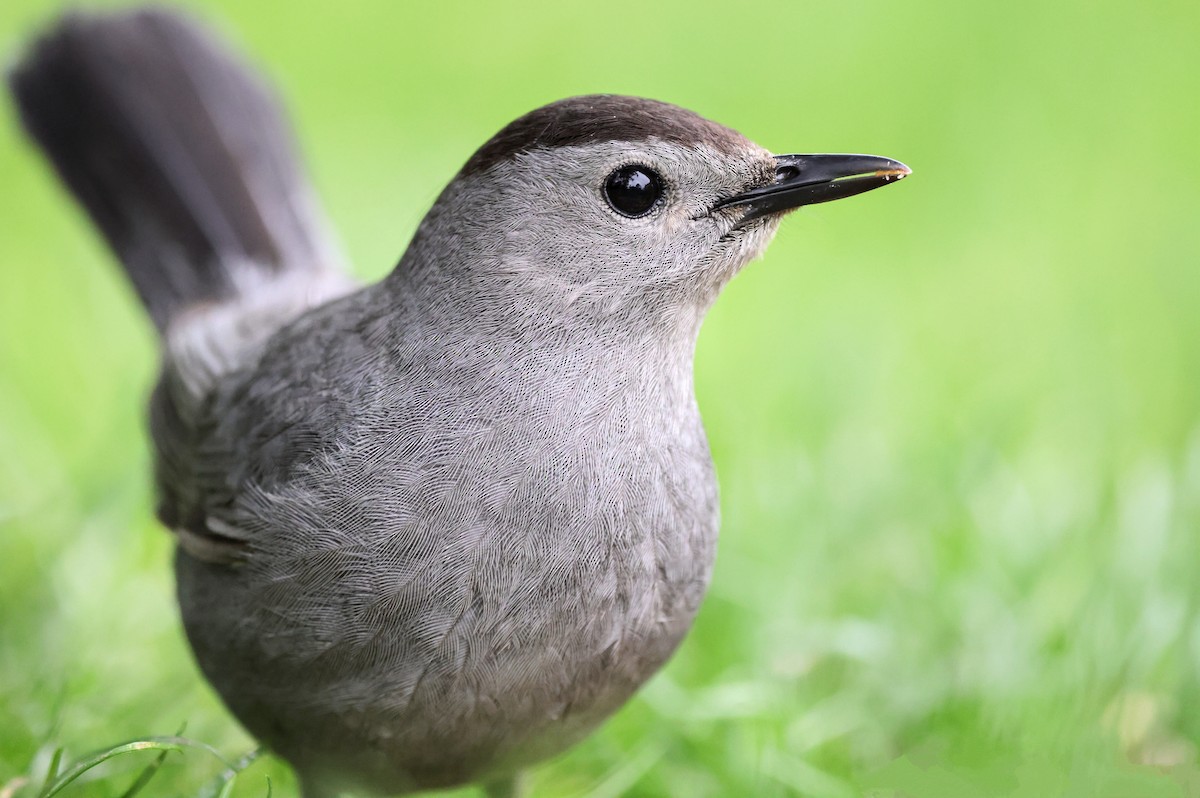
<box><xmin>603</xmin><ymin>165</ymin><xmax>663</xmax><ymax>217</ymax></box>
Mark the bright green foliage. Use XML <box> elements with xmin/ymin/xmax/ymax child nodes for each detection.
<box><xmin>1</xmin><ymin>1</ymin><xmax>1199</xmax><ymax>796</ymax></box>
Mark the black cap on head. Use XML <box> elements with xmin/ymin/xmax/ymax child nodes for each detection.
<box><xmin>460</xmin><ymin>95</ymin><xmax>750</xmax><ymax>177</ymax></box>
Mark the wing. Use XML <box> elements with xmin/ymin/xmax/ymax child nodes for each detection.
<box><xmin>150</xmin><ymin>291</ymin><xmax>373</xmax><ymax>564</ymax></box>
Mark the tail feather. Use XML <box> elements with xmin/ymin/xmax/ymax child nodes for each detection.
<box><xmin>8</xmin><ymin>8</ymin><xmax>345</xmax><ymax>333</ymax></box>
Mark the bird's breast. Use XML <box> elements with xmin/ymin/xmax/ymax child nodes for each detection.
<box><xmin>177</xmin><ymin>357</ymin><xmax>721</xmax><ymax>788</ymax></box>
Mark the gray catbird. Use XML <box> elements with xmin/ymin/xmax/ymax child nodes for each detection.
<box><xmin>10</xmin><ymin>8</ymin><xmax>909</xmax><ymax>797</ymax></box>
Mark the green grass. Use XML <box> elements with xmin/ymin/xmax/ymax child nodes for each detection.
<box><xmin>2</xmin><ymin>0</ymin><xmax>1199</xmax><ymax>795</ymax></box>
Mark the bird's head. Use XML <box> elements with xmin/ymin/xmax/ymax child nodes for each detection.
<box><xmin>397</xmin><ymin>95</ymin><xmax>909</xmax><ymax>331</ymax></box>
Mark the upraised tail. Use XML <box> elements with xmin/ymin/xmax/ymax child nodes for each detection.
<box><xmin>9</xmin><ymin>7</ymin><xmax>348</xmax><ymax>336</ymax></box>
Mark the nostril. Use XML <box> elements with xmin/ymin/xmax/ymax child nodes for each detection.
<box><xmin>775</xmin><ymin>165</ymin><xmax>801</xmax><ymax>183</ymax></box>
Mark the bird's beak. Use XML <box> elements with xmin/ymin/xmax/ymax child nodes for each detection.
<box><xmin>716</xmin><ymin>153</ymin><xmax>910</xmax><ymax>222</ymax></box>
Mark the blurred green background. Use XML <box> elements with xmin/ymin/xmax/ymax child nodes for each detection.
<box><xmin>2</xmin><ymin>0</ymin><xmax>1199</xmax><ymax>795</ymax></box>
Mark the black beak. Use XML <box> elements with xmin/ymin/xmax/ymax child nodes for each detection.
<box><xmin>716</xmin><ymin>153</ymin><xmax>910</xmax><ymax>222</ymax></box>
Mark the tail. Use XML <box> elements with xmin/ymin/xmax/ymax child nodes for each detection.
<box><xmin>8</xmin><ymin>7</ymin><xmax>348</xmax><ymax>335</ymax></box>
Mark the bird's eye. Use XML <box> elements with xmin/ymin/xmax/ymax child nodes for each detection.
<box><xmin>603</xmin><ymin>165</ymin><xmax>663</xmax><ymax>218</ymax></box>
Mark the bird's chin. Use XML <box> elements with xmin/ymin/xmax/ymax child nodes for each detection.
<box><xmin>714</xmin><ymin>213</ymin><xmax>782</xmax><ymax>267</ymax></box>
<box><xmin>689</xmin><ymin>215</ymin><xmax>782</xmax><ymax>301</ymax></box>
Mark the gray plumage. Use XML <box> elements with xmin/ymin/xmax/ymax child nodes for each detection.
<box><xmin>10</xmin><ymin>7</ymin><xmax>908</xmax><ymax>797</ymax></box>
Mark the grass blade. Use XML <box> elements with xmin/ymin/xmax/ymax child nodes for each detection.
<box><xmin>197</xmin><ymin>747</ymin><xmax>262</xmax><ymax>798</ymax></box>
<box><xmin>37</xmin><ymin>736</ymin><xmax>233</xmax><ymax>798</ymax></box>
<box><xmin>115</xmin><ymin>745</ymin><xmax>171</xmax><ymax>798</ymax></box>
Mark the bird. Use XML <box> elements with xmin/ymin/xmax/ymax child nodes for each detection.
<box><xmin>9</xmin><ymin>7</ymin><xmax>909</xmax><ymax>797</ymax></box>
